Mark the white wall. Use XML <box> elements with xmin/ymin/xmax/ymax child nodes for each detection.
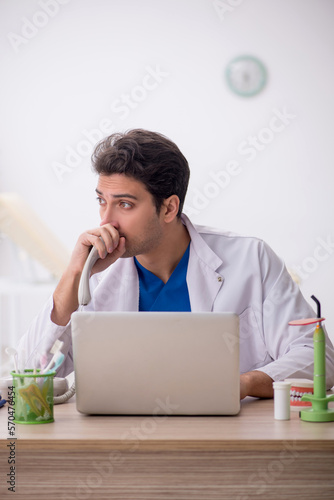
<box><xmin>1</xmin><ymin>0</ymin><xmax>334</xmax><ymax>340</ymax></box>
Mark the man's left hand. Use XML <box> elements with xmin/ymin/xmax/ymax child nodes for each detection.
<box><xmin>240</xmin><ymin>371</ymin><xmax>274</xmax><ymax>399</ymax></box>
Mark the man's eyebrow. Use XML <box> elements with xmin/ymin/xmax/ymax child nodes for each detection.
<box><xmin>95</xmin><ymin>188</ymin><xmax>138</xmax><ymax>200</ymax></box>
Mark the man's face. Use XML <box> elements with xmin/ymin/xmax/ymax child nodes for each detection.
<box><xmin>96</xmin><ymin>174</ymin><xmax>164</xmax><ymax>258</ymax></box>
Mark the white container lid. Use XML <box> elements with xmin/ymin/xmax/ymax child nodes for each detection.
<box><xmin>284</xmin><ymin>378</ymin><xmax>313</xmax><ymax>388</ymax></box>
<box><xmin>273</xmin><ymin>381</ymin><xmax>291</xmax><ymax>389</ymax></box>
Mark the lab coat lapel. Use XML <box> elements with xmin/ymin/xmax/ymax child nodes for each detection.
<box><xmin>92</xmin><ymin>257</ymin><xmax>139</xmax><ymax>311</ymax></box>
<box><xmin>182</xmin><ymin>215</ymin><xmax>224</xmax><ymax>311</ymax></box>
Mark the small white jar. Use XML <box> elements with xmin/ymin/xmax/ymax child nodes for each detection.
<box><xmin>273</xmin><ymin>381</ymin><xmax>291</xmax><ymax>420</ymax></box>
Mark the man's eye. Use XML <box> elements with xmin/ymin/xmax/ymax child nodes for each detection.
<box><xmin>120</xmin><ymin>201</ymin><xmax>132</xmax><ymax>208</ymax></box>
<box><xmin>96</xmin><ymin>197</ymin><xmax>106</xmax><ymax>205</ymax></box>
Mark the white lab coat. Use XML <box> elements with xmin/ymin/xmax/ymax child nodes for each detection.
<box><xmin>18</xmin><ymin>214</ymin><xmax>334</xmax><ymax>387</ymax></box>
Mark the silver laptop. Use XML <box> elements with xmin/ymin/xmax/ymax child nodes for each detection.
<box><xmin>71</xmin><ymin>311</ymin><xmax>240</xmax><ymax>416</ymax></box>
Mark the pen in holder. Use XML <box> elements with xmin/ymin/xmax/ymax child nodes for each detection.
<box><xmin>11</xmin><ymin>369</ymin><xmax>56</xmax><ymax>424</ymax></box>
<box><xmin>289</xmin><ymin>295</ymin><xmax>334</xmax><ymax>422</ymax></box>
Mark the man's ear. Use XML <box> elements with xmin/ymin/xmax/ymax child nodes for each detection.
<box><xmin>161</xmin><ymin>195</ymin><xmax>180</xmax><ymax>223</ymax></box>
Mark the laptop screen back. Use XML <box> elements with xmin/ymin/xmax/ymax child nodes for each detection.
<box><xmin>71</xmin><ymin>311</ymin><xmax>240</xmax><ymax>415</ymax></box>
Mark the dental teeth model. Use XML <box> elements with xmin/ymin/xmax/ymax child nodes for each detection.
<box><xmin>285</xmin><ymin>378</ymin><xmax>314</xmax><ymax>409</ymax></box>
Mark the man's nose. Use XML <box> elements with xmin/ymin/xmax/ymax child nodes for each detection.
<box><xmin>100</xmin><ymin>206</ymin><xmax>119</xmax><ymax>228</ymax></box>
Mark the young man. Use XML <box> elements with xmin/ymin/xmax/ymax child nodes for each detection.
<box><xmin>19</xmin><ymin>129</ymin><xmax>334</xmax><ymax>399</ymax></box>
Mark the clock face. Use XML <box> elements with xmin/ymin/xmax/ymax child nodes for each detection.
<box><xmin>225</xmin><ymin>56</ymin><xmax>267</xmax><ymax>97</ymax></box>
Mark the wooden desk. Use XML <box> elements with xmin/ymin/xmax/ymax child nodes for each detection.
<box><xmin>1</xmin><ymin>397</ymin><xmax>334</xmax><ymax>499</ymax></box>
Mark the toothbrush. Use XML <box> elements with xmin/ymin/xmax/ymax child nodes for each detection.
<box><xmin>41</xmin><ymin>340</ymin><xmax>64</xmax><ymax>374</ymax></box>
<box><xmin>19</xmin><ymin>348</ymin><xmax>26</xmax><ymax>373</ymax></box>
<box><xmin>5</xmin><ymin>347</ymin><xmax>19</xmax><ymax>374</ymax></box>
<box><xmin>33</xmin><ymin>353</ymin><xmax>38</xmax><ymax>375</ymax></box>
<box><xmin>40</xmin><ymin>353</ymin><xmax>48</xmax><ymax>372</ymax></box>
<box><xmin>49</xmin><ymin>352</ymin><xmax>65</xmax><ymax>373</ymax></box>
<box><xmin>41</xmin><ymin>351</ymin><xmax>65</xmax><ymax>374</ymax></box>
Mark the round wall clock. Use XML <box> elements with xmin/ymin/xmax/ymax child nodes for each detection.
<box><xmin>225</xmin><ymin>55</ymin><xmax>267</xmax><ymax>97</ymax></box>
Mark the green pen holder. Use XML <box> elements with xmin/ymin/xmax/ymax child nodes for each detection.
<box><xmin>11</xmin><ymin>369</ymin><xmax>56</xmax><ymax>424</ymax></box>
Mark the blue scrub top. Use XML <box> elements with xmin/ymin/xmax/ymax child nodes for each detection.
<box><xmin>134</xmin><ymin>244</ymin><xmax>191</xmax><ymax>312</ymax></box>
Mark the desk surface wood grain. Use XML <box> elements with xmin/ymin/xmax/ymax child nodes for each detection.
<box><xmin>1</xmin><ymin>397</ymin><xmax>334</xmax><ymax>499</ymax></box>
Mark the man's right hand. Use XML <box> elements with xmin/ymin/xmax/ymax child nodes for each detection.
<box><xmin>51</xmin><ymin>224</ymin><xmax>126</xmax><ymax>326</ymax></box>
<box><xmin>68</xmin><ymin>223</ymin><xmax>126</xmax><ymax>276</ymax></box>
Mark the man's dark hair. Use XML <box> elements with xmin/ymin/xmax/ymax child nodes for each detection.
<box><xmin>91</xmin><ymin>129</ymin><xmax>190</xmax><ymax>217</ymax></box>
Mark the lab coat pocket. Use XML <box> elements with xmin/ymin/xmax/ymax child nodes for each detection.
<box><xmin>239</xmin><ymin>306</ymin><xmax>269</xmax><ymax>373</ymax></box>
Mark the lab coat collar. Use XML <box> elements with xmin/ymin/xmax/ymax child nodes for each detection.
<box><xmin>181</xmin><ymin>214</ymin><xmax>224</xmax><ymax>311</ymax></box>
<box><xmin>181</xmin><ymin>214</ymin><xmax>224</xmax><ymax>272</ymax></box>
